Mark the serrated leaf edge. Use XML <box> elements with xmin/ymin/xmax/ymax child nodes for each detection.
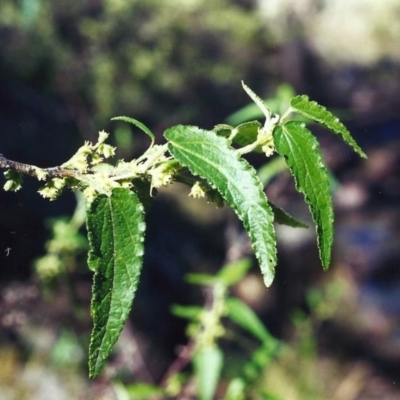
<box><xmin>290</xmin><ymin>95</ymin><xmax>367</xmax><ymax>158</ymax></box>
<box><xmin>112</xmin><ymin>116</ymin><xmax>155</xmax><ymax>144</ymax></box>
<box><xmin>274</xmin><ymin>122</ymin><xmax>333</xmax><ymax>269</ymax></box>
<box><xmin>165</xmin><ymin>126</ymin><xmax>277</xmax><ymax>286</ymax></box>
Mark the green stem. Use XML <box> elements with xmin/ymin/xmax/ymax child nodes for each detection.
<box><xmin>236</xmin><ymin>141</ymin><xmax>262</xmax><ymax>155</ymax></box>
<box><xmin>280</xmin><ymin>107</ymin><xmax>293</xmax><ymax>124</ymax></box>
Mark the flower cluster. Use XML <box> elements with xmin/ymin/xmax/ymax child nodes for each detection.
<box><xmin>38</xmin><ymin>131</ymin><xmax>116</xmax><ymax>201</ymax></box>
<box><xmin>38</xmin><ymin>177</ymin><xmax>67</xmax><ymax>201</ymax></box>
<box><xmin>189</xmin><ymin>181</ymin><xmax>224</xmax><ymax>208</ymax></box>
<box><xmin>3</xmin><ymin>169</ymin><xmax>23</xmax><ymax>192</ymax></box>
<box><xmin>61</xmin><ymin>130</ymin><xmax>115</xmax><ymax>173</ymax></box>
<box><xmin>149</xmin><ymin>159</ymin><xmax>180</xmax><ymax>193</ymax></box>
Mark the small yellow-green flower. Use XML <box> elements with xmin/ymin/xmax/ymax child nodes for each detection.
<box><xmin>150</xmin><ymin>160</ymin><xmax>179</xmax><ymax>191</ymax></box>
<box><xmin>98</xmin><ymin>130</ymin><xmax>109</xmax><ymax>144</ymax></box>
<box><xmin>189</xmin><ymin>181</ymin><xmax>206</xmax><ymax>199</ymax></box>
<box><xmin>34</xmin><ymin>167</ymin><xmax>47</xmax><ymax>181</ymax></box>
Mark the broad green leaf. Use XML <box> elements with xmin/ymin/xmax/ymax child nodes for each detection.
<box><xmin>268</xmin><ymin>202</ymin><xmax>308</xmax><ymax>228</ymax></box>
<box><xmin>193</xmin><ymin>345</ymin><xmax>223</xmax><ymax>400</ymax></box>
<box><xmin>273</xmin><ymin>122</ymin><xmax>333</xmax><ymax>269</ymax></box>
<box><xmin>217</xmin><ymin>258</ymin><xmax>252</xmax><ymax>287</ymax></box>
<box><xmin>290</xmin><ymin>96</ymin><xmax>367</xmax><ymax>158</ymax></box>
<box><xmin>86</xmin><ymin>188</ymin><xmax>145</xmax><ymax>378</ymax></box>
<box><xmin>165</xmin><ymin>125</ymin><xmax>277</xmax><ymax>286</ymax></box>
<box><xmin>111</xmin><ymin>116</ymin><xmax>155</xmax><ymax>144</ymax></box>
<box><xmin>226</xmin><ymin>297</ymin><xmax>274</xmax><ymax>343</ymax></box>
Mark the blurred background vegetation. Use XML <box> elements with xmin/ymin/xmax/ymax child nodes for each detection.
<box><xmin>1</xmin><ymin>0</ymin><xmax>400</xmax><ymax>398</ymax></box>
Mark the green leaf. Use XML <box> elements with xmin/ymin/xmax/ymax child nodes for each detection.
<box><xmin>224</xmin><ymin>378</ymin><xmax>246</xmax><ymax>400</ymax></box>
<box><xmin>290</xmin><ymin>96</ymin><xmax>367</xmax><ymax>158</ymax></box>
<box><xmin>226</xmin><ymin>101</ymin><xmax>266</xmax><ymax>126</ymax></box>
<box><xmin>257</xmin><ymin>156</ymin><xmax>287</xmax><ymax>186</ymax></box>
<box><xmin>165</xmin><ymin>125</ymin><xmax>277</xmax><ymax>287</ymax></box>
<box><xmin>112</xmin><ymin>116</ymin><xmax>155</xmax><ymax>144</ymax></box>
<box><xmin>131</xmin><ymin>178</ymin><xmax>155</xmax><ymax>212</ymax></box>
<box><xmin>273</xmin><ymin>122</ymin><xmax>333</xmax><ymax>269</ymax></box>
<box><xmin>213</xmin><ymin>124</ymin><xmax>234</xmax><ymax>137</ymax></box>
<box><xmin>259</xmin><ymin>392</ymin><xmax>282</xmax><ymax>400</ymax></box>
<box><xmin>122</xmin><ymin>382</ymin><xmax>164</xmax><ymax>398</ymax></box>
<box><xmin>193</xmin><ymin>345</ymin><xmax>223</xmax><ymax>400</ymax></box>
<box><xmin>170</xmin><ymin>304</ymin><xmax>203</xmax><ymax>320</ymax></box>
<box><xmin>226</xmin><ymin>83</ymin><xmax>296</xmax><ymax>126</ymax></box>
<box><xmin>233</xmin><ymin>121</ymin><xmax>263</xmax><ymax>151</ymax></box>
<box><xmin>86</xmin><ymin>188</ymin><xmax>145</xmax><ymax>378</ymax></box>
<box><xmin>268</xmin><ymin>202</ymin><xmax>308</xmax><ymax>228</ymax></box>
<box><xmin>226</xmin><ymin>297</ymin><xmax>275</xmax><ymax>343</ymax></box>
<box><xmin>185</xmin><ymin>273</ymin><xmax>216</xmax><ymax>285</ymax></box>
<box><xmin>185</xmin><ymin>259</ymin><xmax>252</xmax><ymax>288</ymax></box>
<box><xmin>242</xmin><ymin>343</ymin><xmax>280</xmax><ymax>384</ymax></box>
<box><xmin>217</xmin><ymin>258</ymin><xmax>252</xmax><ymax>287</ymax></box>
<box><xmin>241</xmin><ymin>81</ymin><xmax>271</xmax><ymax>122</ymax></box>
<box><xmin>214</xmin><ymin>121</ymin><xmax>263</xmax><ymax>152</ymax></box>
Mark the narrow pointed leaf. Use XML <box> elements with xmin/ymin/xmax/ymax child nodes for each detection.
<box><xmin>170</xmin><ymin>304</ymin><xmax>203</xmax><ymax>320</ymax></box>
<box><xmin>273</xmin><ymin>122</ymin><xmax>333</xmax><ymax>269</ymax></box>
<box><xmin>241</xmin><ymin>81</ymin><xmax>270</xmax><ymax>120</ymax></box>
<box><xmin>112</xmin><ymin>116</ymin><xmax>155</xmax><ymax>144</ymax></box>
<box><xmin>257</xmin><ymin>156</ymin><xmax>287</xmax><ymax>186</ymax></box>
<box><xmin>268</xmin><ymin>201</ymin><xmax>308</xmax><ymax>228</ymax></box>
<box><xmin>226</xmin><ymin>297</ymin><xmax>274</xmax><ymax>343</ymax></box>
<box><xmin>186</xmin><ymin>273</ymin><xmax>216</xmax><ymax>285</ymax></box>
<box><xmin>217</xmin><ymin>258</ymin><xmax>252</xmax><ymax>287</ymax></box>
<box><xmin>227</xmin><ymin>83</ymin><xmax>296</xmax><ymax>126</ymax></box>
<box><xmin>165</xmin><ymin>125</ymin><xmax>277</xmax><ymax>286</ymax></box>
<box><xmin>226</xmin><ymin>101</ymin><xmax>267</xmax><ymax>126</ymax></box>
<box><xmin>86</xmin><ymin>188</ymin><xmax>145</xmax><ymax>377</ymax></box>
<box><xmin>291</xmin><ymin>96</ymin><xmax>367</xmax><ymax>158</ymax></box>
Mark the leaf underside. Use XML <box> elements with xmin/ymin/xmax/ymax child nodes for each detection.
<box><xmin>214</xmin><ymin>121</ymin><xmax>263</xmax><ymax>152</ymax></box>
<box><xmin>111</xmin><ymin>116</ymin><xmax>155</xmax><ymax>143</ymax></box>
<box><xmin>291</xmin><ymin>95</ymin><xmax>367</xmax><ymax>158</ymax></box>
<box><xmin>86</xmin><ymin>188</ymin><xmax>145</xmax><ymax>378</ymax></box>
<box><xmin>165</xmin><ymin>125</ymin><xmax>277</xmax><ymax>286</ymax></box>
<box><xmin>273</xmin><ymin>121</ymin><xmax>333</xmax><ymax>269</ymax></box>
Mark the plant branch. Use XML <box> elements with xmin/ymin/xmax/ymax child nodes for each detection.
<box><xmin>0</xmin><ymin>153</ymin><xmax>78</xmax><ymax>179</ymax></box>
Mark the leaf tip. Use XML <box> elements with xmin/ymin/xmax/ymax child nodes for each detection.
<box><xmin>262</xmin><ymin>273</ymin><xmax>274</xmax><ymax>288</ymax></box>
<box><xmin>88</xmin><ymin>354</ymin><xmax>103</xmax><ymax>379</ymax></box>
